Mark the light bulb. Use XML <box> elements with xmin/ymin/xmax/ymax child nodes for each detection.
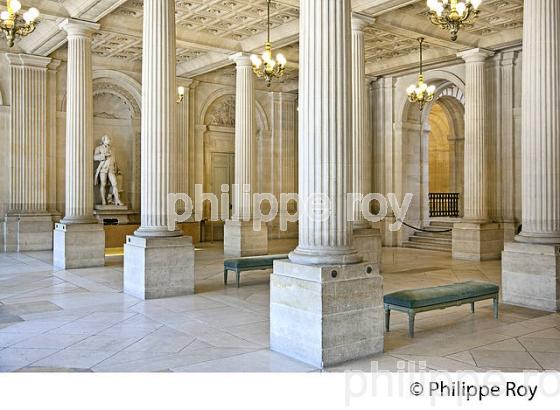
<box><xmin>436</xmin><ymin>4</ymin><xmax>444</xmax><ymax>16</ymax></box>
<box><xmin>427</xmin><ymin>85</ymin><xmax>436</xmax><ymax>94</ymax></box>
<box><xmin>250</xmin><ymin>54</ymin><xmax>262</xmax><ymax>68</ymax></box>
<box><xmin>0</xmin><ymin>11</ymin><xmax>10</xmax><ymax>20</ymax></box>
<box><xmin>28</xmin><ymin>7</ymin><xmax>39</xmax><ymax>20</ymax></box>
<box><xmin>456</xmin><ymin>2</ymin><xmax>466</xmax><ymax>16</ymax></box>
<box><xmin>177</xmin><ymin>86</ymin><xmax>185</xmax><ymax>97</ymax></box>
<box><xmin>406</xmin><ymin>84</ymin><xmax>416</xmax><ymax>95</ymax></box>
<box><xmin>10</xmin><ymin>0</ymin><xmax>22</xmax><ymax>13</ymax></box>
<box><xmin>23</xmin><ymin>10</ymin><xmax>31</xmax><ymax>22</ymax></box>
<box><xmin>471</xmin><ymin>0</ymin><xmax>482</xmax><ymax>9</ymax></box>
<box><xmin>276</xmin><ymin>53</ymin><xmax>286</xmax><ymax>66</ymax></box>
<box><xmin>427</xmin><ymin>0</ymin><xmax>437</xmax><ymax>11</ymax></box>
<box><xmin>262</xmin><ymin>49</ymin><xmax>272</xmax><ymax>64</ymax></box>
<box><xmin>420</xmin><ymin>82</ymin><xmax>428</xmax><ymax>91</ymax></box>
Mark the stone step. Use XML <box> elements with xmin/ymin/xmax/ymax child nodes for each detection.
<box><xmin>415</xmin><ymin>230</ymin><xmax>452</xmax><ymax>238</ymax></box>
<box><xmin>428</xmin><ymin>221</ymin><xmax>455</xmax><ymax>228</ymax></box>
<box><xmin>401</xmin><ymin>241</ymin><xmax>452</xmax><ymax>253</ymax></box>
<box><xmin>409</xmin><ymin>236</ymin><xmax>452</xmax><ymax>246</ymax></box>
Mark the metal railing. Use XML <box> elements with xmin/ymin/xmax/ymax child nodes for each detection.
<box><xmin>429</xmin><ymin>192</ymin><xmax>460</xmax><ymax>217</ymax></box>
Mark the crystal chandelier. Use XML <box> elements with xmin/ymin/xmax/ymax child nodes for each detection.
<box><xmin>250</xmin><ymin>0</ymin><xmax>286</xmax><ymax>87</ymax></box>
<box><xmin>426</xmin><ymin>0</ymin><xmax>482</xmax><ymax>41</ymax></box>
<box><xmin>406</xmin><ymin>38</ymin><xmax>436</xmax><ymax>111</ymax></box>
<box><xmin>0</xmin><ymin>0</ymin><xmax>40</xmax><ymax>47</ymax></box>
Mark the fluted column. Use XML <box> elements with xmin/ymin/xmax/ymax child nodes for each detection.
<box><xmin>458</xmin><ymin>48</ymin><xmax>494</xmax><ymax>222</ymax></box>
<box><xmin>230</xmin><ymin>53</ymin><xmax>255</xmax><ymax>220</ymax></box>
<box><xmin>517</xmin><ymin>0</ymin><xmax>560</xmax><ymax>243</ymax></box>
<box><xmin>59</xmin><ymin>19</ymin><xmax>99</xmax><ymax>224</ymax></box>
<box><xmin>135</xmin><ymin>0</ymin><xmax>180</xmax><ymax>237</ymax></box>
<box><xmin>289</xmin><ymin>0</ymin><xmax>360</xmax><ymax>265</ymax></box>
<box><xmin>176</xmin><ymin>78</ymin><xmax>193</xmax><ymax>200</ymax></box>
<box><xmin>351</xmin><ymin>15</ymin><xmax>373</xmax><ymax>229</ymax></box>
<box><xmin>6</xmin><ymin>54</ymin><xmax>51</xmax><ymax>213</ymax></box>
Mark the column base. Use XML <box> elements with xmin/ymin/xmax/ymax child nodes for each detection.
<box><xmin>53</xmin><ymin>223</ymin><xmax>105</xmax><ymax>269</ymax></box>
<box><xmin>502</xmin><ymin>242</ymin><xmax>560</xmax><ymax>312</ymax></box>
<box><xmin>3</xmin><ymin>213</ymin><xmax>54</xmax><ymax>252</ymax></box>
<box><xmin>353</xmin><ymin>227</ymin><xmax>382</xmax><ymax>267</ymax></box>
<box><xmin>270</xmin><ymin>260</ymin><xmax>384</xmax><ymax>368</ymax></box>
<box><xmin>452</xmin><ymin>222</ymin><xmax>503</xmax><ymax>261</ymax></box>
<box><xmin>224</xmin><ymin>220</ymin><xmax>268</xmax><ymax>257</ymax></box>
<box><xmin>502</xmin><ymin>221</ymin><xmax>519</xmax><ymax>242</ymax></box>
<box><xmin>124</xmin><ymin>235</ymin><xmax>195</xmax><ymax>300</ymax></box>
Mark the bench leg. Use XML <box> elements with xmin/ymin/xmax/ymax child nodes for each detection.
<box><xmin>493</xmin><ymin>295</ymin><xmax>499</xmax><ymax>319</ymax></box>
<box><xmin>236</xmin><ymin>270</ymin><xmax>241</xmax><ymax>288</ymax></box>
<box><xmin>408</xmin><ymin>311</ymin><xmax>415</xmax><ymax>338</ymax></box>
<box><xmin>470</xmin><ymin>302</ymin><xmax>475</xmax><ymax>313</ymax></box>
<box><xmin>224</xmin><ymin>269</ymin><xmax>228</xmax><ymax>285</ymax></box>
<box><xmin>385</xmin><ymin>308</ymin><xmax>390</xmax><ymax>332</ymax></box>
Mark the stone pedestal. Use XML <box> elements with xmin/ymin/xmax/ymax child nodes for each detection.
<box><xmin>502</xmin><ymin>242</ymin><xmax>559</xmax><ymax>312</ymax></box>
<box><xmin>270</xmin><ymin>260</ymin><xmax>384</xmax><ymax>368</ymax></box>
<box><xmin>94</xmin><ymin>205</ymin><xmax>136</xmax><ymax>224</ymax></box>
<box><xmin>224</xmin><ymin>220</ymin><xmax>268</xmax><ymax>257</ymax></box>
<box><xmin>124</xmin><ymin>235</ymin><xmax>194</xmax><ymax>300</ymax></box>
<box><xmin>53</xmin><ymin>223</ymin><xmax>105</xmax><ymax>269</ymax></box>
<box><xmin>3</xmin><ymin>214</ymin><xmax>54</xmax><ymax>252</ymax></box>
<box><xmin>353</xmin><ymin>227</ymin><xmax>382</xmax><ymax>266</ymax></box>
<box><xmin>452</xmin><ymin>222</ymin><xmax>503</xmax><ymax>261</ymax></box>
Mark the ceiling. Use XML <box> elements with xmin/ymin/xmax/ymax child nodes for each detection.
<box><xmin>3</xmin><ymin>0</ymin><xmax>524</xmax><ymax>88</ymax></box>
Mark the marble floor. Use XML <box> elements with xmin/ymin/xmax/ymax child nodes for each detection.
<box><xmin>1</xmin><ymin>240</ymin><xmax>559</xmax><ymax>373</ymax></box>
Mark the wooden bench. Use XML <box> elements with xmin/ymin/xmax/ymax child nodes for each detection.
<box><xmin>384</xmin><ymin>281</ymin><xmax>499</xmax><ymax>338</ymax></box>
<box><xmin>224</xmin><ymin>254</ymin><xmax>289</xmax><ymax>288</ymax></box>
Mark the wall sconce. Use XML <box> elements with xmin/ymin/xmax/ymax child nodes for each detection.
<box><xmin>177</xmin><ymin>86</ymin><xmax>185</xmax><ymax>103</ymax></box>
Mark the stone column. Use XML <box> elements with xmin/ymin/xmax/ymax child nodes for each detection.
<box><xmin>3</xmin><ymin>54</ymin><xmax>55</xmax><ymax>252</ymax></box>
<box><xmin>176</xmin><ymin>78</ymin><xmax>193</xmax><ymax>207</ymax></box>
<box><xmin>124</xmin><ymin>0</ymin><xmax>194</xmax><ymax>300</ymax></box>
<box><xmin>270</xmin><ymin>0</ymin><xmax>383</xmax><ymax>368</ymax></box>
<box><xmin>503</xmin><ymin>0</ymin><xmax>560</xmax><ymax>312</ymax></box>
<box><xmin>53</xmin><ymin>19</ymin><xmax>105</xmax><ymax>269</ymax></box>
<box><xmin>223</xmin><ymin>53</ymin><xmax>268</xmax><ymax>257</ymax></box>
<box><xmin>452</xmin><ymin>48</ymin><xmax>503</xmax><ymax>261</ymax></box>
<box><xmin>351</xmin><ymin>14</ymin><xmax>382</xmax><ymax>265</ymax></box>
<box><xmin>270</xmin><ymin>92</ymin><xmax>298</xmax><ymax>239</ymax></box>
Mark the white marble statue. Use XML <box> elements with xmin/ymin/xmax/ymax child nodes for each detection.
<box><xmin>94</xmin><ymin>135</ymin><xmax>124</xmax><ymax>206</ymax></box>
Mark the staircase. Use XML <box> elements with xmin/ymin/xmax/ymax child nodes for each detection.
<box><xmin>402</xmin><ymin>221</ymin><xmax>454</xmax><ymax>253</ymax></box>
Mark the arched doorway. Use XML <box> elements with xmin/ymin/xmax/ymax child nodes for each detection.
<box><xmin>396</xmin><ymin>78</ymin><xmax>465</xmax><ymax>245</ymax></box>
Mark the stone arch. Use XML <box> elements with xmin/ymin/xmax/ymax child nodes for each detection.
<box><xmin>199</xmin><ymin>88</ymin><xmax>270</xmax><ymax>132</ymax></box>
<box><xmin>395</xmin><ymin>71</ymin><xmax>466</xmax><ymax>243</ymax></box>
<box><xmin>60</xmin><ymin>70</ymin><xmax>142</xmax><ymax>117</ymax></box>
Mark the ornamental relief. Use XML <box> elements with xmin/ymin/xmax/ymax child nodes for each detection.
<box><xmin>205</xmin><ymin>95</ymin><xmax>236</xmax><ymax>127</ymax></box>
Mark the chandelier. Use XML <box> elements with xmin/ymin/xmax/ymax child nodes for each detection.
<box><xmin>250</xmin><ymin>0</ymin><xmax>286</xmax><ymax>87</ymax></box>
<box><xmin>427</xmin><ymin>0</ymin><xmax>482</xmax><ymax>41</ymax></box>
<box><xmin>406</xmin><ymin>38</ymin><xmax>436</xmax><ymax>111</ymax></box>
<box><xmin>0</xmin><ymin>0</ymin><xmax>40</xmax><ymax>47</ymax></box>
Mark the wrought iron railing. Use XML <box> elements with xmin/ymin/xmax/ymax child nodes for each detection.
<box><xmin>429</xmin><ymin>192</ymin><xmax>460</xmax><ymax>217</ymax></box>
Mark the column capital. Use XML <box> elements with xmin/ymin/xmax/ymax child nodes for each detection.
<box><xmin>230</xmin><ymin>52</ymin><xmax>252</xmax><ymax>67</ymax></box>
<box><xmin>457</xmin><ymin>48</ymin><xmax>494</xmax><ymax>63</ymax></box>
<box><xmin>59</xmin><ymin>18</ymin><xmax>100</xmax><ymax>37</ymax></box>
<box><xmin>5</xmin><ymin>53</ymin><xmax>51</xmax><ymax>68</ymax></box>
<box><xmin>351</xmin><ymin>12</ymin><xmax>375</xmax><ymax>31</ymax></box>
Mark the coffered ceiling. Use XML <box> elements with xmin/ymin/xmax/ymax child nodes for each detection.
<box><xmin>4</xmin><ymin>0</ymin><xmax>525</xmax><ymax>86</ymax></box>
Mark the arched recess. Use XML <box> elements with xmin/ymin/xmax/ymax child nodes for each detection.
<box><xmin>90</xmin><ymin>70</ymin><xmax>142</xmax><ymax>213</ymax></box>
<box><xmin>394</xmin><ymin>72</ymin><xmax>465</xmax><ymax>243</ymax></box>
<box><xmin>196</xmin><ymin>89</ymin><xmax>270</xmax><ymax>241</ymax></box>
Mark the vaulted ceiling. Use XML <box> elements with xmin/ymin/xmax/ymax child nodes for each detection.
<box><xmin>2</xmin><ymin>0</ymin><xmax>524</xmax><ymax>88</ymax></box>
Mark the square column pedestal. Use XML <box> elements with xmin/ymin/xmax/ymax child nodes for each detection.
<box><xmin>53</xmin><ymin>223</ymin><xmax>105</xmax><ymax>269</ymax></box>
<box><xmin>353</xmin><ymin>227</ymin><xmax>382</xmax><ymax>267</ymax></box>
<box><xmin>452</xmin><ymin>222</ymin><xmax>504</xmax><ymax>261</ymax></box>
<box><xmin>3</xmin><ymin>214</ymin><xmax>54</xmax><ymax>252</ymax></box>
<box><xmin>502</xmin><ymin>242</ymin><xmax>560</xmax><ymax>312</ymax></box>
<box><xmin>270</xmin><ymin>260</ymin><xmax>384</xmax><ymax>368</ymax></box>
<box><xmin>224</xmin><ymin>220</ymin><xmax>268</xmax><ymax>257</ymax></box>
<box><xmin>124</xmin><ymin>235</ymin><xmax>195</xmax><ymax>300</ymax></box>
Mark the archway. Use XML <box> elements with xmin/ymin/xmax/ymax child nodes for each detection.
<box><xmin>396</xmin><ymin>77</ymin><xmax>465</xmax><ymax>244</ymax></box>
<box><xmin>197</xmin><ymin>91</ymin><xmax>269</xmax><ymax>241</ymax></box>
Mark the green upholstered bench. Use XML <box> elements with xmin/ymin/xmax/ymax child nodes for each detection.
<box><xmin>384</xmin><ymin>281</ymin><xmax>499</xmax><ymax>338</ymax></box>
<box><xmin>224</xmin><ymin>254</ymin><xmax>289</xmax><ymax>288</ymax></box>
